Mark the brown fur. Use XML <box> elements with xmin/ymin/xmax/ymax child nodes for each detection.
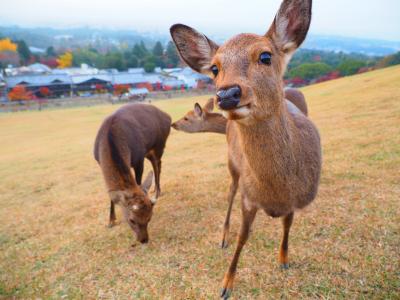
<box><xmin>94</xmin><ymin>103</ymin><xmax>171</xmax><ymax>243</ymax></box>
<box><xmin>172</xmin><ymin>88</ymin><xmax>307</xmax><ymax>135</ymax></box>
<box><xmin>172</xmin><ymin>89</ymin><xmax>308</xmax><ymax>248</ymax></box>
<box><xmin>170</xmin><ymin>0</ymin><xmax>321</xmax><ymax>297</ymax></box>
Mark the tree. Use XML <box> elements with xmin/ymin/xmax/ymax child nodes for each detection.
<box><xmin>152</xmin><ymin>41</ymin><xmax>163</xmax><ymax>57</ymax></box>
<box><xmin>72</xmin><ymin>48</ymin><xmax>98</xmax><ymax>67</ymax></box>
<box><xmin>144</xmin><ymin>62</ymin><xmax>156</xmax><ymax>73</ymax></box>
<box><xmin>46</xmin><ymin>46</ymin><xmax>56</xmax><ymax>57</ymax></box>
<box><xmin>338</xmin><ymin>59</ymin><xmax>366</xmax><ymax>76</ymax></box>
<box><xmin>376</xmin><ymin>52</ymin><xmax>400</xmax><ymax>69</ymax></box>
<box><xmin>0</xmin><ymin>38</ymin><xmax>17</xmax><ymax>52</ymax></box>
<box><xmin>57</xmin><ymin>52</ymin><xmax>73</xmax><ymax>68</ymax></box>
<box><xmin>104</xmin><ymin>52</ymin><xmax>125</xmax><ymax>70</ymax></box>
<box><xmin>288</xmin><ymin>62</ymin><xmax>332</xmax><ymax>80</ymax></box>
<box><xmin>16</xmin><ymin>40</ymin><xmax>31</xmax><ymax>65</ymax></box>
<box><xmin>8</xmin><ymin>85</ymin><xmax>32</xmax><ymax>101</ymax></box>
<box><xmin>39</xmin><ymin>87</ymin><xmax>51</xmax><ymax>98</ymax></box>
<box><xmin>166</xmin><ymin>41</ymin><xmax>180</xmax><ymax>67</ymax></box>
<box><xmin>113</xmin><ymin>84</ymin><xmax>130</xmax><ymax>96</ymax></box>
<box><xmin>125</xmin><ymin>54</ymin><xmax>139</xmax><ymax>68</ymax></box>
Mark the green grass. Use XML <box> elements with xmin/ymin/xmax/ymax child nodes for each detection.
<box><xmin>0</xmin><ymin>66</ymin><xmax>399</xmax><ymax>299</ymax></box>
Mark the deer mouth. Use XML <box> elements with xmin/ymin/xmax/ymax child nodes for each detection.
<box><xmin>222</xmin><ymin>104</ymin><xmax>251</xmax><ymax>119</ymax></box>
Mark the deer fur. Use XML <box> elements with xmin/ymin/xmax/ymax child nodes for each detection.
<box><xmin>94</xmin><ymin>103</ymin><xmax>171</xmax><ymax>244</ymax></box>
<box><xmin>170</xmin><ymin>0</ymin><xmax>321</xmax><ymax>298</ymax></box>
<box><xmin>172</xmin><ymin>88</ymin><xmax>307</xmax><ymax>135</ymax></box>
<box><xmin>172</xmin><ymin>89</ymin><xmax>308</xmax><ymax>249</ymax></box>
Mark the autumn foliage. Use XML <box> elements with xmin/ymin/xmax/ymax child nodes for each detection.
<box><xmin>57</xmin><ymin>52</ymin><xmax>73</xmax><ymax>69</ymax></box>
<box><xmin>8</xmin><ymin>85</ymin><xmax>32</xmax><ymax>101</ymax></box>
<box><xmin>113</xmin><ymin>84</ymin><xmax>130</xmax><ymax>96</ymax></box>
<box><xmin>39</xmin><ymin>87</ymin><xmax>51</xmax><ymax>98</ymax></box>
<box><xmin>0</xmin><ymin>38</ymin><xmax>18</xmax><ymax>52</ymax></box>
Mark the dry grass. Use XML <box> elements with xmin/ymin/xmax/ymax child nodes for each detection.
<box><xmin>0</xmin><ymin>66</ymin><xmax>399</xmax><ymax>299</ymax></box>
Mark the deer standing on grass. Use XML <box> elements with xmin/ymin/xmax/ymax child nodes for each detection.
<box><xmin>172</xmin><ymin>88</ymin><xmax>309</xmax><ymax>249</ymax></box>
<box><xmin>94</xmin><ymin>103</ymin><xmax>171</xmax><ymax>244</ymax></box>
<box><xmin>170</xmin><ymin>0</ymin><xmax>321</xmax><ymax>297</ymax></box>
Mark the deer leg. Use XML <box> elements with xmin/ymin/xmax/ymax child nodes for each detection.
<box><xmin>108</xmin><ymin>200</ymin><xmax>117</xmax><ymax>228</ymax></box>
<box><xmin>221</xmin><ymin>175</ymin><xmax>239</xmax><ymax>249</ymax></box>
<box><xmin>220</xmin><ymin>204</ymin><xmax>257</xmax><ymax>299</ymax></box>
<box><xmin>148</xmin><ymin>154</ymin><xmax>161</xmax><ymax>197</ymax></box>
<box><xmin>134</xmin><ymin>159</ymin><xmax>144</xmax><ymax>185</ymax></box>
<box><xmin>279</xmin><ymin>212</ymin><xmax>294</xmax><ymax>269</ymax></box>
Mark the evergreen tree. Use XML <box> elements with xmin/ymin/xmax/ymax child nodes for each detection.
<box><xmin>16</xmin><ymin>40</ymin><xmax>31</xmax><ymax>65</ymax></box>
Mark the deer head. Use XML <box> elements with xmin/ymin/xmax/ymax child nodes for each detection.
<box><xmin>110</xmin><ymin>171</ymin><xmax>157</xmax><ymax>243</ymax></box>
<box><xmin>171</xmin><ymin>98</ymin><xmax>225</xmax><ymax>133</ymax></box>
<box><xmin>170</xmin><ymin>0</ymin><xmax>312</xmax><ymax>122</ymax></box>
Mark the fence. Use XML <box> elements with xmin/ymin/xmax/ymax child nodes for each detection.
<box><xmin>0</xmin><ymin>89</ymin><xmax>214</xmax><ymax>113</ymax></box>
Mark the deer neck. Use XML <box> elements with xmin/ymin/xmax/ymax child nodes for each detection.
<box><xmin>204</xmin><ymin>113</ymin><xmax>227</xmax><ymax>134</ymax></box>
<box><xmin>236</xmin><ymin>105</ymin><xmax>297</xmax><ymax>183</ymax></box>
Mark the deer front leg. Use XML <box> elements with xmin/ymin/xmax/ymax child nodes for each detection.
<box><xmin>279</xmin><ymin>212</ymin><xmax>294</xmax><ymax>269</ymax></box>
<box><xmin>221</xmin><ymin>176</ymin><xmax>238</xmax><ymax>248</ymax></box>
<box><xmin>220</xmin><ymin>203</ymin><xmax>257</xmax><ymax>299</ymax></box>
<box><xmin>108</xmin><ymin>200</ymin><xmax>117</xmax><ymax>228</ymax></box>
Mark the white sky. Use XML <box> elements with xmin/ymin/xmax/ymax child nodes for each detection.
<box><xmin>1</xmin><ymin>0</ymin><xmax>399</xmax><ymax>41</ymax></box>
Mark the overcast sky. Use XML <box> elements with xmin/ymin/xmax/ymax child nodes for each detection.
<box><xmin>1</xmin><ymin>0</ymin><xmax>399</xmax><ymax>41</ymax></box>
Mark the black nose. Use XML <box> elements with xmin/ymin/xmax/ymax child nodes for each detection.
<box><xmin>216</xmin><ymin>86</ymin><xmax>241</xmax><ymax>110</ymax></box>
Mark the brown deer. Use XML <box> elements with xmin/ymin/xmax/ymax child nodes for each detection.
<box><xmin>94</xmin><ymin>103</ymin><xmax>171</xmax><ymax>244</ymax></box>
<box><xmin>170</xmin><ymin>0</ymin><xmax>321</xmax><ymax>298</ymax></box>
<box><xmin>172</xmin><ymin>88</ymin><xmax>308</xmax><ymax>249</ymax></box>
<box><xmin>172</xmin><ymin>88</ymin><xmax>306</xmax><ymax>135</ymax></box>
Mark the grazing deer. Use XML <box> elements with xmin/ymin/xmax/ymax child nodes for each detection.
<box><xmin>94</xmin><ymin>103</ymin><xmax>171</xmax><ymax>244</ymax></box>
<box><xmin>170</xmin><ymin>0</ymin><xmax>321</xmax><ymax>297</ymax></box>
<box><xmin>172</xmin><ymin>88</ymin><xmax>308</xmax><ymax>249</ymax></box>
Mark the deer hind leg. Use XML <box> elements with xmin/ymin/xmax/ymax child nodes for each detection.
<box><xmin>108</xmin><ymin>200</ymin><xmax>117</xmax><ymax>228</ymax></box>
<box><xmin>279</xmin><ymin>212</ymin><xmax>294</xmax><ymax>269</ymax></box>
<box><xmin>221</xmin><ymin>169</ymin><xmax>239</xmax><ymax>249</ymax></box>
<box><xmin>148</xmin><ymin>152</ymin><xmax>161</xmax><ymax>197</ymax></box>
<box><xmin>220</xmin><ymin>203</ymin><xmax>257</xmax><ymax>299</ymax></box>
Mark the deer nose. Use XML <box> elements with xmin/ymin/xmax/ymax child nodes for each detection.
<box><xmin>216</xmin><ymin>86</ymin><xmax>241</xmax><ymax>110</ymax></box>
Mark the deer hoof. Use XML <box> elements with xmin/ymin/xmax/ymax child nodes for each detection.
<box><xmin>280</xmin><ymin>263</ymin><xmax>289</xmax><ymax>270</ymax></box>
<box><xmin>221</xmin><ymin>239</ymin><xmax>229</xmax><ymax>249</ymax></box>
<box><xmin>220</xmin><ymin>288</ymin><xmax>232</xmax><ymax>299</ymax></box>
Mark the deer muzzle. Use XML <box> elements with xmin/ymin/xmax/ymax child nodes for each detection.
<box><xmin>217</xmin><ymin>86</ymin><xmax>241</xmax><ymax>110</ymax></box>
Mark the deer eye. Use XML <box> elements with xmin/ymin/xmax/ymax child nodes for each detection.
<box><xmin>259</xmin><ymin>52</ymin><xmax>272</xmax><ymax>65</ymax></box>
<box><xmin>210</xmin><ymin>65</ymin><xmax>219</xmax><ymax>76</ymax></box>
<box><xmin>184</xmin><ymin>117</ymin><xmax>188</xmax><ymax>121</ymax></box>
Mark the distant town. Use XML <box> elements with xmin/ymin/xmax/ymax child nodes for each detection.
<box><xmin>0</xmin><ymin>26</ymin><xmax>399</xmax><ymax>103</ymax></box>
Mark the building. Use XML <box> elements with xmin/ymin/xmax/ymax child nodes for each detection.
<box><xmin>5</xmin><ymin>74</ymin><xmax>72</xmax><ymax>97</ymax></box>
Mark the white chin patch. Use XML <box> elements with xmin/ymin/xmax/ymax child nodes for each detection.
<box><xmin>235</xmin><ymin>106</ymin><xmax>250</xmax><ymax>116</ymax></box>
<box><xmin>221</xmin><ymin>106</ymin><xmax>250</xmax><ymax>119</ymax></box>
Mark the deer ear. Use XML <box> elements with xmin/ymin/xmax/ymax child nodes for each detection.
<box><xmin>266</xmin><ymin>0</ymin><xmax>312</xmax><ymax>62</ymax></box>
<box><xmin>203</xmin><ymin>98</ymin><xmax>214</xmax><ymax>112</ymax></box>
<box><xmin>170</xmin><ymin>24</ymin><xmax>219</xmax><ymax>74</ymax></box>
<box><xmin>141</xmin><ymin>171</ymin><xmax>153</xmax><ymax>193</ymax></box>
<box><xmin>194</xmin><ymin>103</ymin><xmax>203</xmax><ymax>117</ymax></box>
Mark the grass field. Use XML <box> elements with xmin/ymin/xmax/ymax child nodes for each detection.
<box><xmin>1</xmin><ymin>66</ymin><xmax>399</xmax><ymax>299</ymax></box>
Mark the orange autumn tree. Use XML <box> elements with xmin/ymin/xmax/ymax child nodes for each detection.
<box><xmin>0</xmin><ymin>38</ymin><xmax>18</xmax><ymax>52</ymax></box>
<box><xmin>57</xmin><ymin>52</ymin><xmax>73</xmax><ymax>68</ymax></box>
<box><xmin>8</xmin><ymin>85</ymin><xmax>32</xmax><ymax>101</ymax></box>
<box><xmin>113</xmin><ymin>84</ymin><xmax>130</xmax><ymax>96</ymax></box>
<box><xmin>39</xmin><ymin>87</ymin><xmax>51</xmax><ymax>98</ymax></box>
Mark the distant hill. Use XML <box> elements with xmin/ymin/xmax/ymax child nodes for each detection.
<box><xmin>303</xmin><ymin>35</ymin><xmax>400</xmax><ymax>56</ymax></box>
<box><xmin>1</xmin><ymin>26</ymin><xmax>399</xmax><ymax>56</ymax></box>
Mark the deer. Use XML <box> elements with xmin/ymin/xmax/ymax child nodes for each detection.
<box><xmin>171</xmin><ymin>88</ymin><xmax>306</xmax><ymax>135</ymax></box>
<box><xmin>172</xmin><ymin>88</ymin><xmax>309</xmax><ymax>249</ymax></box>
<box><xmin>170</xmin><ymin>0</ymin><xmax>322</xmax><ymax>298</ymax></box>
<box><xmin>94</xmin><ymin>103</ymin><xmax>171</xmax><ymax>244</ymax></box>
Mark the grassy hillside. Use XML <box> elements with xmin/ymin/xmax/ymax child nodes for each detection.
<box><xmin>0</xmin><ymin>66</ymin><xmax>399</xmax><ymax>299</ymax></box>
